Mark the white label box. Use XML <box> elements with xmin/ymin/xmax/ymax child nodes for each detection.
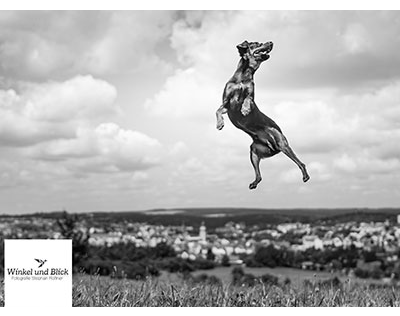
<box><xmin>4</xmin><ymin>239</ymin><xmax>72</xmax><ymax>307</ymax></box>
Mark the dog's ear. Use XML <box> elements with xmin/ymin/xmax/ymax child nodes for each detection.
<box><xmin>236</xmin><ymin>40</ymin><xmax>249</xmax><ymax>56</ymax></box>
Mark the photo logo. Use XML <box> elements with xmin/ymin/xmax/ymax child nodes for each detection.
<box><xmin>35</xmin><ymin>258</ymin><xmax>47</xmax><ymax>268</ymax></box>
<box><xmin>4</xmin><ymin>239</ymin><xmax>72</xmax><ymax>307</ymax></box>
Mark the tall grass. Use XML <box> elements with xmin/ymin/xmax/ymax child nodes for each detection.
<box><xmin>72</xmin><ymin>274</ymin><xmax>400</xmax><ymax>307</ymax></box>
<box><xmin>1</xmin><ymin>274</ymin><xmax>398</xmax><ymax>307</ymax></box>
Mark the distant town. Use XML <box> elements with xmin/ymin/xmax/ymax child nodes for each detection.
<box><xmin>1</xmin><ymin>208</ymin><xmax>400</xmax><ymax>282</ymax></box>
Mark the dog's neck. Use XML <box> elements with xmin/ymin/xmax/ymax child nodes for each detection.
<box><xmin>232</xmin><ymin>58</ymin><xmax>257</xmax><ymax>83</ymax></box>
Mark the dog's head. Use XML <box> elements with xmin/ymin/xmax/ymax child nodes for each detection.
<box><xmin>236</xmin><ymin>40</ymin><xmax>273</xmax><ymax>70</ymax></box>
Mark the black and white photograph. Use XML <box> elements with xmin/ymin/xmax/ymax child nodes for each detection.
<box><xmin>1</xmin><ymin>7</ymin><xmax>400</xmax><ymax>308</ymax></box>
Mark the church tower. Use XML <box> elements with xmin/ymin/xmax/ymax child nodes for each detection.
<box><xmin>199</xmin><ymin>221</ymin><xmax>206</xmax><ymax>242</ymax></box>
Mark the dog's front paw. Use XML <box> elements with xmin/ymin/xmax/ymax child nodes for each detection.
<box><xmin>216</xmin><ymin>120</ymin><xmax>224</xmax><ymax>130</ymax></box>
<box><xmin>241</xmin><ymin>106</ymin><xmax>251</xmax><ymax>116</ymax></box>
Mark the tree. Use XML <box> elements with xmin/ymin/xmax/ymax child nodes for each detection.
<box><xmin>206</xmin><ymin>248</ymin><xmax>216</xmax><ymax>261</ymax></box>
<box><xmin>254</xmin><ymin>245</ymin><xmax>279</xmax><ymax>267</ymax></box>
<box><xmin>57</xmin><ymin>211</ymin><xmax>89</xmax><ymax>270</ymax></box>
<box><xmin>152</xmin><ymin>242</ymin><xmax>176</xmax><ymax>259</ymax></box>
<box><xmin>362</xmin><ymin>250</ymin><xmax>377</xmax><ymax>263</ymax></box>
<box><xmin>221</xmin><ymin>254</ymin><xmax>230</xmax><ymax>267</ymax></box>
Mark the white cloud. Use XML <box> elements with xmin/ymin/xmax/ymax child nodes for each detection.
<box><xmin>94</xmin><ymin>123</ymin><xmax>162</xmax><ymax>170</ymax></box>
<box><xmin>22</xmin><ymin>75</ymin><xmax>118</xmax><ymax>122</ymax></box>
<box><xmin>29</xmin><ymin>123</ymin><xmax>163</xmax><ymax>173</ymax></box>
<box><xmin>334</xmin><ymin>154</ymin><xmax>357</xmax><ymax>173</ymax></box>
<box><xmin>169</xmin><ymin>141</ymin><xmax>189</xmax><ymax>156</ymax></box>
<box><xmin>271</xmin><ymin>99</ymin><xmax>355</xmax><ymax>154</ymax></box>
<box><xmin>334</xmin><ymin>153</ymin><xmax>400</xmax><ymax>175</ymax></box>
<box><xmin>0</xmin><ymin>75</ymin><xmax>117</xmax><ymax>146</ymax></box>
<box><xmin>80</xmin><ymin>11</ymin><xmax>174</xmax><ymax>75</ymax></box>
<box><xmin>280</xmin><ymin>168</ymin><xmax>301</xmax><ymax>184</ymax></box>
<box><xmin>0</xmin><ymin>11</ymin><xmax>175</xmax><ymax>80</ymax></box>
<box><xmin>308</xmin><ymin>161</ymin><xmax>332</xmax><ymax>181</ymax></box>
<box><xmin>144</xmin><ymin>67</ymin><xmax>220</xmax><ymax>118</ymax></box>
<box><xmin>0</xmin><ymin>72</ymin><xmax>165</xmax><ymax>189</ymax></box>
<box><xmin>280</xmin><ymin>160</ymin><xmax>332</xmax><ymax>184</ymax></box>
<box><xmin>342</xmin><ymin>23</ymin><xmax>371</xmax><ymax>55</ymax></box>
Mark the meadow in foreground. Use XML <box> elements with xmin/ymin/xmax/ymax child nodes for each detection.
<box><xmin>1</xmin><ymin>273</ymin><xmax>399</xmax><ymax>307</ymax></box>
<box><xmin>72</xmin><ymin>274</ymin><xmax>400</xmax><ymax>307</ymax></box>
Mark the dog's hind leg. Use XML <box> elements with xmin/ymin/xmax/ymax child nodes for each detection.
<box><xmin>274</xmin><ymin>132</ymin><xmax>310</xmax><ymax>182</ymax></box>
<box><xmin>282</xmin><ymin>145</ymin><xmax>310</xmax><ymax>182</ymax></box>
<box><xmin>249</xmin><ymin>142</ymin><xmax>262</xmax><ymax>189</ymax></box>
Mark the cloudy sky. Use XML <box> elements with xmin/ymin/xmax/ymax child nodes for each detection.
<box><xmin>0</xmin><ymin>10</ymin><xmax>399</xmax><ymax>214</ymax></box>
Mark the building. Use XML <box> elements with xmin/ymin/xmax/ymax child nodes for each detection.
<box><xmin>199</xmin><ymin>222</ymin><xmax>206</xmax><ymax>242</ymax></box>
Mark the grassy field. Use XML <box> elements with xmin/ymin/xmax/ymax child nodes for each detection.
<box><xmin>72</xmin><ymin>272</ymin><xmax>400</xmax><ymax>307</ymax></box>
<box><xmin>1</xmin><ymin>267</ymin><xmax>399</xmax><ymax>307</ymax></box>
<box><xmin>192</xmin><ymin>266</ymin><xmax>392</xmax><ymax>287</ymax></box>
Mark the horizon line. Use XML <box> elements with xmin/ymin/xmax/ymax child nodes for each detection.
<box><xmin>1</xmin><ymin>206</ymin><xmax>400</xmax><ymax>217</ymax></box>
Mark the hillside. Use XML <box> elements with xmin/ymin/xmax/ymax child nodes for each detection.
<box><xmin>2</xmin><ymin>208</ymin><xmax>399</xmax><ymax>230</ymax></box>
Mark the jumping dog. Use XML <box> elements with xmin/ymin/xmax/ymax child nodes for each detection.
<box><xmin>216</xmin><ymin>40</ymin><xmax>310</xmax><ymax>189</ymax></box>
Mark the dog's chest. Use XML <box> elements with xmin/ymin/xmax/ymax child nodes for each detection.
<box><xmin>227</xmin><ymin>82</ymin><xmax>247</xmax><ymax>107</ymax></box>
<box><xmin>231</xmin><ymin>82</ymin><xmax>245</xmax><ymax>93</ymax></box>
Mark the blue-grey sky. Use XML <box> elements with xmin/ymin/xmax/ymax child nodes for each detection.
<box><xmin>0</xmin><ymin>11</ymin><xmax>400</xmax><ymax>214</ymax></box>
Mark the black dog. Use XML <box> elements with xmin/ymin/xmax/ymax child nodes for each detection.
<box><xmin>216</xmin><ymin>40</ymin><xmax>310</xmax><ymax>189</ymax></box>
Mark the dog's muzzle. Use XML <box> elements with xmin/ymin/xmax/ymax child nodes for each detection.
<box><xmin>254</xmin><ymin>42</ymin><xmax>273</xmax><ymax>60</ymax></box>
